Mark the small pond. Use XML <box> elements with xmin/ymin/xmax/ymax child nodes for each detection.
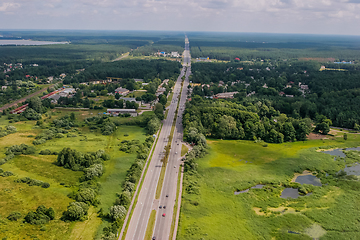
<box><xmin>234</xmin><ymin>184</ymin><xmax>264</xmax><ymax>195</ymax></box>
<box><xmin>322</xmin><ymin>146</ymin><xmax>360</xmax><ymax>158</ymax></box>
<box><xmin>295</xmin><ymin>175</ymin><xmax>322</xmax><ymax>186</ymax></box>
<box><xmin>280</xmin><ymin>188</ymin><xmax>312</xmax><ymax>199</ymax></box>
<box><xmin>343</xmin><ymin>163</ymin><xmax>360</xmax><ymax>175</ymax></box>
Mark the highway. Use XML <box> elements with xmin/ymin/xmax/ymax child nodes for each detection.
<box><xmin>124</xmin><ymin>36</ymin><xmax>191</xmax><ymax>240</ymax></box>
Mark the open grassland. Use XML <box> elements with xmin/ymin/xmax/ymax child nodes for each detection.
<box><xmin>178</xmin><ymin>135</ymin><xmax>360</xmax><ymax>239</ymax></box>
<box><xmin>0</xmin><ymin>109</ymin><xmax>146</xmax><ymax>239</ymax></box>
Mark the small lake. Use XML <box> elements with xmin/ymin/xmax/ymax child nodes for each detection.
<box><xmin>280</xmin><ymin>188</ymin><xmax>312</xmax><ymax>199</ymax></box>
<box><xmin>343</xmin><ymin>163</ymin><xmax>360</xmax><ymax>175</ymax></box>
<box><xmin>322</xmin><ymin>147</ymin><xmax>360</xmax><ymax>158</ymax></box>
<box><xmin>0</xmin><ymin>40</ymin><xmax>69</xmax><ymax>46</ymax></box>
<box><xmin>295</xmin><ymin>175</ymin><xmax>322</xmax><ymax>186</ymax></box>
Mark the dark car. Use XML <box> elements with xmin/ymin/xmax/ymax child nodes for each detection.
<box><xmin>152</xmin><ymin>237</ymin><xmax>156</xmax><ymax>240</ymax></box>
<box><xmin>166</xmin><ymin>194</ymin><xmax>169</xmax><ymax>197</ymax></box>
<box><xmin>163</xmin><ymin>205</ymin><xmax>166</xmax><ymax>209</ymax></box>
<box><xmin>159</xmin><ymin>205</ymin><xmax>162</xmax><ymax>209</ymax></box>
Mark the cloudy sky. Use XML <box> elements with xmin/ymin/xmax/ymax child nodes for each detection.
<box><xmin>1</xmin><ymin>0</ymin><xmax>360</xmax><ymax>35</ymax></box>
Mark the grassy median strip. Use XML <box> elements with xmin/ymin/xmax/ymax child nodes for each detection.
<box><xmin>165</xmin><ymin>91</ymin><xmax>174</xmax><ymax>108</ymax></box>
<box><xmin>169</xmin><ymin>165</ymin><xmax>182</xmax><ymax>240</ymax></box>
<box><xmin>121</xmin><ymin>124</ymin><xmax>163</xmax><ymax>240</ymax></box>
<box><xmin>155</xmin><ymin>120</ymin><xmax>175</xmax><ymax>199</ymax></box>
<box><xmin>155</xmin><ymin>77</ymin><xmax>184</xmax><ymax>200</ymax></box>
<box><xmin>144</xmin><ymin>210</ymin><xmax>157</xmax><ymax>240</ymax></box>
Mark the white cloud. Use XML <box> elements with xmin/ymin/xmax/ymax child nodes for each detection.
<box><xmin>0</xmin><ymin>2</ymin><xmax>20</xmax><ymax>12</ymax></box>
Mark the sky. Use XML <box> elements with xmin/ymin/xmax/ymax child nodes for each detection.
<box><xmin>1</xmin><ymin>0</ymin><xmax>360</xmax><ymax>35</ymax></box>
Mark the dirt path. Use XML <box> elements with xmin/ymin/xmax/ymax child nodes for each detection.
<box><xmin>111</xmin><ymin>52</ymin><xmax>129</xmax><ymax>62</ymax></box>
<box><xmin>0</xmin><ymin>82</ymin><xmax>61</xmax><ymax>112</ymax></box>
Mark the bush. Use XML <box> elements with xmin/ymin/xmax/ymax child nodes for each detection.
<box><xmin>109</xmin><ymin>205</ymin><xmax>126</xmax><ymax>221</ymax></box>
<box><xmin>1</xmin><ymin>171</ymin><xmax>14</xmax><ymax>177</ymax></box>
<box><xmin>75</xmin><ymin>188</ymin><xmax>97</xmax><ymax>204</ymax></box>
<box><xmin>62</xmin><ymin>202</ymin><xmax>89</xmax><ymax>221</ymax></box>
<box><xmin>7</xmin><ymin>211</ymin><xmax>22</xmax><ymax>221</ymax></box>
<box><xmin>24</xmin><ymin>205</ymin><xmax>54</xmax><ymax>225</ymax></box>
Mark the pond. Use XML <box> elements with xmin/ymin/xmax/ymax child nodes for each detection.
<box><xmin>0</xmin><ymin>40</ymin><xmax>69</xmax><ymax>46</ymax></box>
<box><xmin>295</xmin><ymin>175</ymin><xmax>322</xmax><ymax>186</ymax></box>
<box><xmin>343</xmin><ymin>163</ymin><xmax>360</xmax><ymax>175</ymax></box>
<box><xmin>321</xmin><ymin>146</ymin><xmax>360</xmax><ymax>158</ymax></box>
<box><xmin>280</xmin><ymin>188</ymin><xmax>312</xmax><ymax>199</ymax></box>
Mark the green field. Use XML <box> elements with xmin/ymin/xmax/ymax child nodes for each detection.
<box><xmin>0</xmin><ymin>109</ymin><xmax>146</xmax><ymax>240</ymax></box>
<box><xmin>178</xmin><ymin>133</ymin><xmax>360</xmax><ymax>239</ymax></box>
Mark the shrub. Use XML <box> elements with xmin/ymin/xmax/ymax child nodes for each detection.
<box><xmin>1</xmin><ymin>171</ymin><xmax>14</xmax><ymax>177</ymax></box>
<box><xmin>62</xmin><ymin>202</ymin><xmax>89</xmax><ymax>221</ymax></box>
<box><xmin>109</xmin><ymin>205</ymin><xmax>126</xmax><ymax>221</ymax></box>
<box><xmin>7</xmin><ymin>211</ymin><xmax>22</xmax><ymax>221</ymax></box>
<box><xmin>24</xmin><ymin>205</ymin><xmax>54</xmax><ymax>225</ymax></box>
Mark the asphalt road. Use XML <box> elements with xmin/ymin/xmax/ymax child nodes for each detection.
<box><xmin>124</xmin><ymin>37</ymin><xmax>191</xmax><ymax>240</ymax></box>
<box><xmin>152</xmin><ymin>38</ymin><xmax>191</xmax><ymax>240</ymax></box>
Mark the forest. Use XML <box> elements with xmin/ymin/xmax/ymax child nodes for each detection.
<box><xmin>64</xmin><ymin>59</ymin><xmax>181</xmax><ymax>84</ymax></box>
<box><xmin>189</xmin><ymin>60</ymin><xmax>360</xmax><ymax>129</ymax></box>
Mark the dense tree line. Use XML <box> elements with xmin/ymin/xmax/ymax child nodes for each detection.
<box><xmin>183</xmin><ymin>96</ymin><xmax>312</xmax><ymax>143</ymax></box>
<box><xmin>64</xmin><ymin>60</ymin><xmax>181</xmax><ymax>84</ymax></box>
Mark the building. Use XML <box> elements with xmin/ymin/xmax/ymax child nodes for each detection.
<box><xmin>107</xmin><ymin>109</ymin><xmax>138</xmax><ymax>117</ymax></box>
<box><xmin>134</xmin><ymin>79</ymin><xmax>143</xmax><ymax>82</ymax></box>
<box><xmin>115</xmin><ymin>87</ymin><xmax>130</xmax><ymax>96</ymax></box>
<box><xmin>156</xmin><ymin>87</ymin><xmax>166</xmax><ymax>97</ymax></box>
<box><xmin>300</xmin><ymin>85</ymin><xmax>309</xmax><ymax>90</ymax></box>
<box><xmin>59</xmin><ymin>73</ymin><xmax>66</xmax><ymax>78</ymax></box>
<box><xmin>171</xmin><ymin>52</ymin><xmax>180</xmax><ymax>57</ymax></box>
<box><xmin>214</xmin><ymin>92</ymin><xmax>239</xmax><ymax>99</ymax></box>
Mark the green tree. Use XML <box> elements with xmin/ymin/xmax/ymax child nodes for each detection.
<box><xmin>216</xmin><ymin>115</ymin><xmax>239</xmax><ymax>139</ymax></box>
<box><xmin>344</xmin><ymin>133</ymin><xmax>348</xmax><ymax>141</ymax></box>
<box><xmin>109</xmin><ymin>205</ymin><xmax>126</xmax><ymax>221</ymax></box>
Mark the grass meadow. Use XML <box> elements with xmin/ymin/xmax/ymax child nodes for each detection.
<box><xmin>178</xmin><ymin>132</ymin><xmax>360</xmax><ymax>240</ymax></box>
<box><xmin>0</xmin><ymin>109</ymin><xmax>146</xmax><ymax>239</ymax></box>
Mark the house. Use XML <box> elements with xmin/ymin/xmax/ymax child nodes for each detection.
<box><xmin>262</xmin><ymin>84</ymin><xmax>268</xmax><ymax>89</ymax></box>
<box><xmin>47</xmin><ymin>76</ymin><xmax>54</xmax><ymax>83</ymax></box>
<box><xmin>279</xmin><ymin>91</ymin><xmax>285</xmax><ymax>96</ymax></box>
<box><xmin>115</xmin><ymin>87</ymin><xmax>130</xmax><ymax>96</ymax></box>
<box><xmin>134</xmin><ymin>79</ymin><xmax>143</xmax><ymax>82</ymax></box>
<box><xmin>48</xmin><ymin>94</ymin><xmax>61</xmax><ymax>104</ymax></box>
<box><xmin>300</xmin><ymin>85</ymin><xmax>309</xmax><ymax>90</ymax></box>
<box><xmin>1</xmin><ymin>86</ymin><xmax>7</xmax><ymax>90</ymax></box>
<box><xmin>156</xmin><ymin>87</ymin><xmax>166</xmax><ymax>97</ymax></box>
<box><xmin>286</xmin><ymin>95</ymin><xmax>294</xmax><ymax>98</ymax></box>
<box><xmin>171</xmin><ymin>52</ymin><xmax>180</xmax><ymax>57</ymax></box>
<box><xmin>59</xmin><ymin>73</ymin><xmax>66</xmax><ymax>78</ymax></box>
<box><xmin>214</xmin><ymin>92</ymin><xmax>239</xmax><ymax>99</ymax></box>
<box><xmin>107</xmin><ymin>109</ymin><xmax>138</xmax><ymax>117</ymax></box>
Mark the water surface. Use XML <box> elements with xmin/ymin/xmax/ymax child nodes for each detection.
<box><xmin>295</xmin><ymin>175</ymin><xmax>322</xmax><ymax>186</ymax></box>
<box><xmin>0</xmin><ymin>40</ymin><xmax>69</xmax><ymax>46</ymax></box>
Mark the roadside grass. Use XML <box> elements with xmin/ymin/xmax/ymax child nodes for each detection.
<box><xmin>178</xmin><ymin>135</ymin><xmax>360</xmax><ymax>239</ymax></box>
<box><xmin>181</xmin><ymin>144</ymin><xmax>188</xmax><ymax>157</ymax></box>
<box><xmin>144</xmin><ymin>210</ymin><xmax>157</xmax><ymax>240</ymax></box>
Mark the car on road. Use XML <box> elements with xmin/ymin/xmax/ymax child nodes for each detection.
<box><xmin>152</xmin><ymin>237</ymin><xmax>156</xmax><ymax>240</ymax></box>
<box><xmin>159</xmin><ymin>205</ymin><xmax>162</xmax><ymax>209</ymax></box>
<box><xmin>166</xmin><ymin>194</ymin><xmax>169</xmax><ymax>197</ymax></box>
<box><xmin>162</xmin><ymin>213</ymin><xmax>166</xmax><ymax>217</ymax></box>
<box><xmin>163</xmin><ymin>206</ymin><xmax>166</xmax><ymax>209</ymax></box>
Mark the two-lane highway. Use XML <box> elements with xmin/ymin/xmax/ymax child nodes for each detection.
<box><xmin>123</xmin><ymin>37</ymin><xmax>191</xmax><ymax>240</ymax></box>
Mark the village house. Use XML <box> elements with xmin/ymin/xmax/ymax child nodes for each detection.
<box><xmin>214</xmin><ymin>91</ymin><xmax>239</xmax><ymax>99</ymax></box>
<box><xmin>115</xmin><ymin>87</ymin><xmax>130</xmax><ymax>96</ymax></box>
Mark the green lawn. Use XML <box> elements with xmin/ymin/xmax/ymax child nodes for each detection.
<box><xmin>178</xmin><ymin>135</ymin><xmax>360</xmax><ymax>239</ymax></box>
